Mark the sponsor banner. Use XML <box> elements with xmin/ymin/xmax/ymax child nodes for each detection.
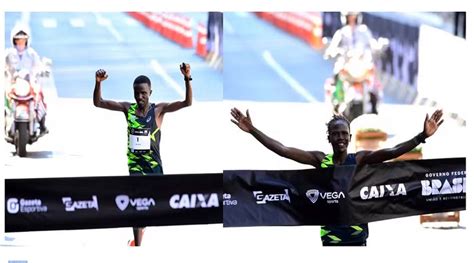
<box><xmin>224</xmin><ymin>158</ymin><xmax>465</xmax><ymax>227</ymax></box>
<box><xmin>5</xmin><ymin>173</ymin><xmax>222</xmax><ymax>232</ymax></box>
<box><xmin>350</xmin><ymin>158</ymin><xmax>466</xmax><ymax>224</ymax></box>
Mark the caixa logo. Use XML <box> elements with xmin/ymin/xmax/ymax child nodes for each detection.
<box><xmin>360</xmin><ymin>184</ymin><xmax>407</xmax><ymax>200</ymax></box>
<box><xmin>62</xmin><ymin>195</ymin><xmax>99</xmax><ymax>212</ymax></box>
<box><xmin>253</xmin><ymin>189</ymin><xmax>291</xmax><ymax>204</ymax></box>
<box><xmin>306</xmin><ymin>189</ymin><xmax>345</xmax><ymax>204</ymax></box>
<box><xmin>115</xmin><ymin>195</ymin><xmax>156</xmax><ymax>211</ymax></box>
<box><xmin>6</xmin><ymin>198</ymin><xmax>48</xmax><ymax>214</ymax></box>
<box><xmin>169</xmin><ymin>193</ymin><xmax>220</xmax><ymax>209</ymax></box>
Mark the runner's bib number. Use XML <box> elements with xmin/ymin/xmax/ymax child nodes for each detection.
<box><xmin>129</xmin><ymin>128</ymin><xmax>151</xmax><ymax>153</ymax></box>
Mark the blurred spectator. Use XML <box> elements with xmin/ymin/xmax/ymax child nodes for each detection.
<box><xmin>454</xmin><ymin>12</ymin><xmax>466</xmax><ymax>38</ymax></box>
<box><xmin>322</xmin><ymin>12</ymin><xmax>342</xmax><ymax>39</ymax></box>
<box><xmin>323</xmin><ymin>12</ymin><xmax>464</xmax><ymax>104</ymax></box>
<box><xmin>206</xmin><ymin>12</ymin><xmax>223</xmax><ymax>69</ymax></box>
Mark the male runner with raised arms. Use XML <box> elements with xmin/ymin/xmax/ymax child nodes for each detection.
<box><xmin>230</xmin><ymin>108</ymin><xmax>443</xmax><ymax>246</ymax></box>
<box><xmin>93</xmin><ymin>63</ymin><xmax>192</xmax><ymax>246</ymax></box>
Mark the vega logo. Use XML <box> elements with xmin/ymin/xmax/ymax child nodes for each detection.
<box><xmin>306</xmin><ymin>189</ymin><xmax>319</xmax><ymax>203</ymax></box>
<box><xmin>253</xmin><ymin>189</ymin><xmax>291</xmax><ymax>204</ymax></box>
<box><xmin>115</xmin><ymin>195</ymin><xmax>156</xmax><ymax>211</ymax></box>
<box><xmin>306</xmin><ymin>189</ymin><xmax>345</xmax><ymax>204</ymax></box>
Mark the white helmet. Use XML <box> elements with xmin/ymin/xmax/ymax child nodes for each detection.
<box><xmin>10</xmin><ymin>23</ymin><xmax>32</xmax><ymax>47</ymax></box>
<box><xmin>340</xmin><ymin>11</ymin><xmax>363</xmax><ymax>25</ymax></box>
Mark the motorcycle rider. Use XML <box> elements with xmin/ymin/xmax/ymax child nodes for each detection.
<box><xmin>325</xmin><ymin>12</ymin><xmax>380</xmax><ymax>115</ymax></box>
<box><xmin>5</xmin><ymin>24</ymin><xmax>48</xmax><ymax>135</ymax></box>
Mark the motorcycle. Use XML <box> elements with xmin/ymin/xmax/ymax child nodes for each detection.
<box><xmin>324</xmin><ymin>37</ymin><xmax>388</xmax><ymax>122</ymax></box>
<box><xmin>4</xmin><ymin>58</ymin><xmax>51</xmax><ymax>157</ymax></box>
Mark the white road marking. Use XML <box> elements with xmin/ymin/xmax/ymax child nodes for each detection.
<box><xmin>94</xmin><ymin>12</ymin><xmax>123</xmax><ymax>42</ymax></box>
<box><xmin>235</xmin><ymin>12</ymin><xmax>250</xmax><ymax>17</ymax></box>
<box><xmin>125</xmin><ymin>16</ymin><xmax>140</xmax><ymax>26</ymax></box>
<box><xmin>70</xmin><ymin>18</ymin><xmax>85</xmax><ymax>28</ymax></box>
<box><xmin>223</xmin><ymin>17</ymin><xmax>234</xmax><ymax>34</ymax></box>
<box><xmin>262</xmin><ymin>50</ymin><xmax>317</xmax><ymax>102</ymax></box>
<box><xmin>42</xmin><ymin>18</ymin><xmax>57</xmax><ymax>28</ymax></box>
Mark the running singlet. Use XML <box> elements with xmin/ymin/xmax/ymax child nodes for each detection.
<box><xmin>320</xmin><ymin>153</ymin><xmax>369</xmax><ymax>246</ymax></box>
<box><xmin>126</xmin><ymin>103</ymin><xmax>163</xmax><ymax>175</ymax></box>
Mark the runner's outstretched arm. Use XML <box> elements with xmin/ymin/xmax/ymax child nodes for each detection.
<box><xmin>357</xmin><ymin>109</ymin><xmax>444</xmax><ymax>165</ymax></box>
<box><xmin>93</xmin><ymin>69</ymin><xmax>128</xmax><ymax>113</ymax></box>
<box><xmin>160</xmin><ymin>63</ymin><xmax>193</xmax><ymax>113</ymax></box>
<box><xmin>231</xmin><ymin>107</ymin><xmax>325</xmax><ymax>166</ymax></box>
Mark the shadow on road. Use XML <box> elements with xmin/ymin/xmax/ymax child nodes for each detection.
<box><xmin>13</xmin><ymin>151</ymin><xmax>54</xmax><ymax>159</ymax></box>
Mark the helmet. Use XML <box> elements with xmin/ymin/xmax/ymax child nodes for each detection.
<box><xmin>340</xmin><ymin>11</ymin><xmax>363</xmax><ymax>25</ymax></box>
<box><xmin>10</xmin><ymin>24</ymin><xmax>31</xmax><ymax>47</ymax></box>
